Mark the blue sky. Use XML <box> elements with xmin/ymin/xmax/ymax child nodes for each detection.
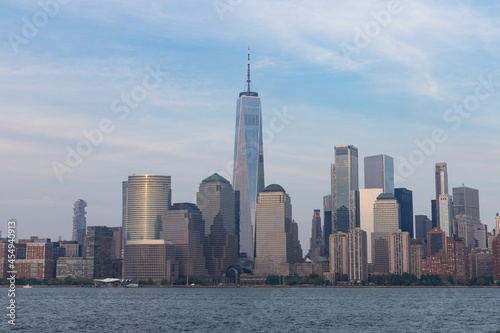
<box><xmin>1</xmin><ymin>0</ymin><xmax>500</xmax><ymax>249</ymax></box>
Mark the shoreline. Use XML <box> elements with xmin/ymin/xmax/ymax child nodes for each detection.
<box><xmin>4</xmin><ymin>284</ymin><xmax>500</xmax><ymax>288</ymax></box>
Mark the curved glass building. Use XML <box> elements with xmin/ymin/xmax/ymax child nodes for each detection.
<box><xmin>125</xmin><ymin>175</ymin><xmax>171</xmax><ymax>242</ymax></box>
<box><xmin>233</xmin><ymin>48</ymin><xmax>265</xmax><ymax>258</ymax></box>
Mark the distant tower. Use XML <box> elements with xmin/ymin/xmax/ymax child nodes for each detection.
<box><xmin>435</xmin><ymin>162</ymin><xmax>448</xmax><ymax>225</ymax></box>
<box><xmin>364</xmin><ymin>154</ymin><xmax>394</xmax><ymax>194</ymax></box>
<box><xmin>452</xmin><ymin>186</ymin><xmax>480</xmax><ymax>220</ymax></box>
<box><xmin>309</xmin><ymin>209</ymin><xmax>323</xmax><ymax>260</ymax></box>
<box><xmin>72</xmin><ymin>199</ymin><xmax>87</xmax><ymax>246</ymax></box>
<box><xmin>496</xmin><ymin>213</ymin><xmax>500</xmax><ymax>236</ymax></box>
<box><xmin>332</xmin><ymin>145</ymin><xmax>359</xmax><ymax>233</ymax></box>
<box><xmin>438</xmin><ymin>194</ymin><xmax>453</xmax><ymax>237</ymax></box>
<box><xmin>233</xmin><ymin>47</ymin><xmax>265</xmax><ymax>258</ymax></box>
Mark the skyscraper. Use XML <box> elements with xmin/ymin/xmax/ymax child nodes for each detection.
<box><xmin>84</xmin><ymin>226</ymin><xmax>113</xmax><ymax>279</ymax></box>
<box><xmin>233</xmin><ymin>48</ymin><xmax>265</xmax><ymax>258</ymax></box>
<box><xmin>254</xmin><ymin>184</ymin><xmax>297</xmax><ymax>276</ymax></box>
<box><xmin>323</xmin><ymin>195</ymin><xmax>332</xmax><ymax>255</ymax></box>
<box><xmin>372</xmin><ymin>193</ymin><xmax>400</xmax><ymax>274</ymax></box>
<box><xmin>438</xmin><ymin>194</ymin><xmax>453</xmax><ymax>237</ymax></box>
<box><xmin>359</xmin><ymin>188</ymin><xmax>383</xmax><ymax>264</ymax></box>
<box><xmin>332</xmin><ymin>145</ymin><xmax>359</xmax><ymax>233</ymax></box>
<box><xmin>125</xmin><ymin>175</ymin><xmax>171</xmax><ymax>242</ymax></box>
<box><xmin>395</xmin><ymin>188</ymin><xmax>414</xmax><ymax>239</ymax></box>
<box><xmin>72</xmin><ymin>199</ymin><xmax>87</xmax><ymax>247</ymax></box>
<box><xmin>415</xmin><ymin>215</ymin><xmax>432</xmax><ymax>241</ymax></box>
<box><xmin>496</xmin><ymin>213</ymin><xmax>500</xmax><ymax>236</ymax></box>
<box><xmin>161</xmin><ymin>203</ymin><xmax>208</xmax><ymax>278</ymax></box>
<box><xmin>309</xmin><ymin>209</ymin><xmax>323</xmax><ymax>260</ymax></box>
<box><xmin>389</xmin><ymin>229</ymin><xmax>410</xmax><ymax>275</ymax></box>
<box><xmin>364</xmin><ymin>154</ymin><xmax>394</xmax><ymax>193</ymax></box>
<box><xmin>435</xmin><ymin>162</ymin><xmax>448</xmax><ymax>224</ymax></box>
<box><xmin>348</xmin><ymin>228</ymin><xmax>368</xmax><ymax>282</ymax></box>
<box><xmin>452</xmin><ymin>186</ymin><xmax>480</xmax><ymax>220</ymax></box>
<box><xmin>121</xmin><ymin>181</ymin><xmax>128</xmax><ymax>257</ymax></box>
<box><xmin>196</xmin><ymin>173</ymin><xmax>236</xmax><ymax>236</ymax></box>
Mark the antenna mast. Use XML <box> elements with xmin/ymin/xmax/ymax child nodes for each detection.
<box><xmin>247</xmin><ymin>46</ymin><xmax>251</xmax><ymax>92</ymax></box>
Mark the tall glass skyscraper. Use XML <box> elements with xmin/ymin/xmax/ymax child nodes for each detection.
<box><xmin>125</xmin><ymin>175</ymin><xmax>171</xmax><ymax>242</ymax></box>
<box><xmin>332</xmin><ymin>145</ymin><xmax>359</xmax><ymax>233</ymax></box>
<box><xmin>233</xmin><ymin>48</ymin><xmax>264</xmax><ymax>258</ymax></box>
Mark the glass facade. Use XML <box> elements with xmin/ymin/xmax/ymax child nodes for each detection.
<box><xmin>125</xmin><ymin>175</ymin><xmax>171</xmax><ymax>242</ymax></box>
<box><xmin>395</xmin><ymin>188</ymin><xmax>414</xmax><ymax>239</ymax></box>
<box><xmin>233</xmin><ymin>93</ymin><xmax>264</xmax><ymax>258</ymax></box>
<box><xmin>452</xmin><ymin>186</ymin><xmax>480</xmax><ymax>221</ymax></box>
<box><xmin>332</xmin><ymin>145</ymin><xmax>358</xmax><ymax>233</ymax></box>
<box><xmin>364</xmin><ymin>154</ymin><xmax>394</xmax><ymax>194</ymax></box>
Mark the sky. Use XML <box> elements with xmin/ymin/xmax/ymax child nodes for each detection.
<box><xmin>1</xmin><ymin>0</ymin><xmax>500</xmax><ymax>250</ymax></box>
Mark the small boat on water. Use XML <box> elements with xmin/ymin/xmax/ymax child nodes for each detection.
<box><xmin>23</xmin><ymin>284</ymin><xmax>33</xmax><ymax>289</ymax></box>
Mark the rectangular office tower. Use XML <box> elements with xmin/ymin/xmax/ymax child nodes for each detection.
<box><xmin>364</xmin><ymin>154</ymin><xmax>394</xmax><ymax>194</ymax></box>
<box><xmin>395</xmin><ymin>188</ymin><xmax>414</xmax><ymax>239</ymax></box>
<box><xmin>332</xmin><ymin>145</ymin><xmax>359</xmax><ymax>233</ymax></box>
<box><xmin>452</xmin><ymin>186</ymin><xmax>480</xmax><ymax>220</ymax></box>
<box><xmin>233</xmin><ymin>49</ymin><xmax>264</xmax><ymax>259</ymax></box>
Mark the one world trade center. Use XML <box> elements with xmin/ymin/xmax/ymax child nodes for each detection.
<box><xmin>233</xmin><ymin>48</ymin><xmax>265</xmax><ymax>259</ymax></box>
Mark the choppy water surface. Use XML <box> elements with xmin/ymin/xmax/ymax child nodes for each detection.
<box><xmin>2</xmin><ymin>287</ymin><xmax>500</xmax><ymax>332</ymax></box>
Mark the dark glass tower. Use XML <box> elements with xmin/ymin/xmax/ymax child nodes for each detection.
<box><xmin>332</xmin><ymin>145</ymin><xmax>359</xmax><ymax>233</ymax></box>
<box><xmin>395</xmin><ymin>188</ymin><xmax>414</xmax><ymax>239</ymax></box>
<box><xmin>233</xmin><ymin>48</ymin><xmax>265</xmax><ymax>258</ymax></box>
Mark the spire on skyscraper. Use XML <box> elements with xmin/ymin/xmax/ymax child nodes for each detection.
<box><xmin>247</xmin><ymin>46</ymin><xmax>251</xmax><ymax>93</ymax></box>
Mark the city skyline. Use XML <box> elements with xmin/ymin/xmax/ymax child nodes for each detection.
<box><xmin>2</xmin><ymin>1</ymin><xmax>500</xmax><ymax>252</ymax></box>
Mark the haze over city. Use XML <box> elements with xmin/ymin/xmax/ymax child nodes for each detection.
<box><xmin>1</xmin><ymin>0</ymin><xmax>500</xmax><ymax>250</ymax></box>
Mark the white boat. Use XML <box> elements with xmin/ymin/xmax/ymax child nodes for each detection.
<box><xmin>23</xmin><ymin>284</ymin><xmax>33</xmax><ymax>289</ymax></box>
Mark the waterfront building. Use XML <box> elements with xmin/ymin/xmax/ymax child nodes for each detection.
<box><xmin>348</xmin><ymin>228</ymin><xmax>367</xmax><ymax>282</ymax></box>
<box><xmin>56</xmin><ymin>257</ymin><xmax>94</xmax><ymax>279</ymax></box>
<box><xmin>254</xmin><ymin>184</ymin><xmax>298</xmax><ymax>276</ymax></box>
<box><xmin>468</xmin><ymin>249</ymin><xmax>493</xmax><ymax>278</ymax></box>
<box><xmin>389</xmin><ymin>229</ymin><xmax>410</xmax><ymax>275</ymax></box>
<box><xmin>84</xmin><ymin>226</ymin><xmax>113</xmax><ymax>279</ymax></box>
<box><xmin>492</xmin><ymin>236</ymin><xmax>500</xmax><ymax>282</ymax></box>
<box><xmin>58</xmin><ymin>241</ymin><xmax>81</xmax><ymax>257</ymax></box>
<box><xmin>409</xmin><ymin>240</ymin><xmax>425</xmax><ymax>279</ymax></box>
<box><xmin>72</xmin><ymin>199</ymin><xmax>87</xmax><ymax>246</ymax></box>
<box><xmin>329</xmin><ymin>232</ymin><xmax>348</xmax><ymax>281</ymax></box>
<box><xmin>232</xmin><ymin>48</ymin><xmax>265</xmax><ymax>258</ymax></box>
<box><xmin>332</xmin><ymin>145</ymin><xmax>359</xmax><ymax>233</ymax></box>
<box><xmin>161</xmin><ymin>203</ymin><xmax>208</xmax><ymax>278</ymax></box>
<box><xmin>123</xmin><ymin>240</ymin><xmax>178</xmax><ymax>283</ymax></box>
<box><xmin>364</xmin><ymin>154</ymin><xmax>394</xmax><ymax>194</ymax></box>
<box><xmin>16</xmin><ymin>242</ymin><xmax>55</xmax><ymax>280</ymax></box>
<box><xmin>125</xmin><ymin>175</ymin><xmax>171</xmax><ymax>242</ymax></box>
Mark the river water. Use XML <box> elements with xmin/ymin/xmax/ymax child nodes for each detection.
<box><xmin>3</xmin><ymin>287</ymin><xmax>500</xmax><ymax>332</ymax></box>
